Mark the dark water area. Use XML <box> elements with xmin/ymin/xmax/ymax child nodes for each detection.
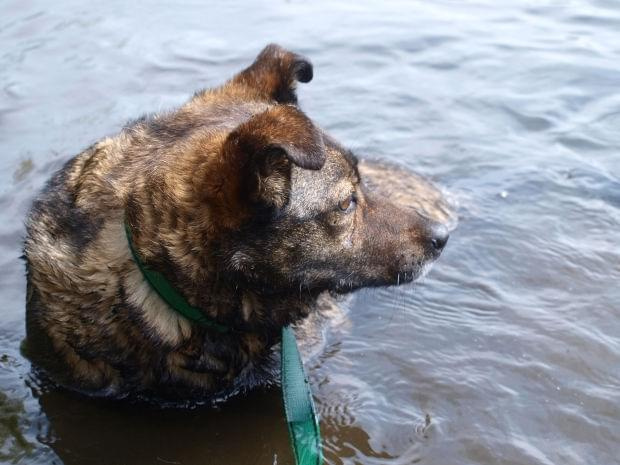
<box><xmin>1</xmin><ymin>1</ymin><xmax>619</xmax><ymax>464</ymax></box>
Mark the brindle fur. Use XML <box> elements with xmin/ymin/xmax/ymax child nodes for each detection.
<box><xmin>24</xmin><ymin>44</ymin><xmax>453</xmax><ymax>400</ymax></box>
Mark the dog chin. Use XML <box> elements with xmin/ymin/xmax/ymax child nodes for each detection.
<box><xmin>393</xmin><ymin>260</ymin><xmax>435</xmax><ymax>286</ymax></box>
<box><xmin>330</xmin><ymin>262</ymin><xmax>436</xmax><ymax>294</ymax></box>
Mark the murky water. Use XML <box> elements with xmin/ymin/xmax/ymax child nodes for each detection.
<box><xmin>2</xmin><ymin>1</ymin><xmax>619</xmax><ymax>464</ymax></box>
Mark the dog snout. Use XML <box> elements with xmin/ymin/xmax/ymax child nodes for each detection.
<box><xmin>430</xmin><ymin>223</ymin><xmax>449</xmax><ymax>253</ymax></box>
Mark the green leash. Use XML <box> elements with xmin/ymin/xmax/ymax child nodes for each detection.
<box><xmin>124</xmin><ymin>222</ymin><xmax>323</xmax><ymax>465</ymax></box>
<box><xmin>281</xmin><ymin>326</ymin><xmax>323</xmax><ymax>465</ymax></box>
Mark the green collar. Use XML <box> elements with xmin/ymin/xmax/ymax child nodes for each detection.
<box><xmin>124</xmin><ymin>221</ymin><xmax>229</xmax><ymax>333</ymax></box>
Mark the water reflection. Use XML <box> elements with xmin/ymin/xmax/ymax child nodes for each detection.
<box><xmin>35</xmin><ymin>387</ymin><xmax>292</xmax><ymax>465</ymax></box>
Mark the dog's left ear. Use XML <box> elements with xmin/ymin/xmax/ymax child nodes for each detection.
<box><xmin>222</xmin><ymin>105</ymin><xmax>325</xmax><ymax>209</ymax></box>
<box><xmin>231</xmin><ymin>44</ymin><xmax>313</xmax><ymax>104</ymax></box>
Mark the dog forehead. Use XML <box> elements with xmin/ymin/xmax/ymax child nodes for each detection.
<box><xmin>287</xmin><ymin>145</ymin><xmax>357</xmax><ymax>218</ymax></box>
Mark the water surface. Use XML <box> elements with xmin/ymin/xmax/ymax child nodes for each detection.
<box><xmin>1</xmin><ymin>1</ymin><xmax>619</xmax><ymax>464</ymax></box>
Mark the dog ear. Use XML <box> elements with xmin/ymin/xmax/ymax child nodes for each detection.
<box><xmin>223</xmin><ymin>105</ymin><xmax>325</xmax><ymax>209</ymax></box>
<box><xmin>231</xmin><ymin>44</ymin><xmax>313</xmax><ymax>104</ymax></box>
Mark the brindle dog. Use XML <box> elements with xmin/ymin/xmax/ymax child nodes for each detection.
<box><xmin>24</xmin><ymin>44</ymin><xmax>452</xmax><ymax>400</ymax></box>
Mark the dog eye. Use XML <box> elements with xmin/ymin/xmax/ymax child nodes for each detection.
<box><xmin>338</xmin><ymin>194</ymin><xmax>357</xmax><ymax>213</ymax></box>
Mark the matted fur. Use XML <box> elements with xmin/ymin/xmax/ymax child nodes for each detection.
<box><xmin>24</xmin><ymin>44</ymin><xmax>452</xmax><ymax>400</ymax></box>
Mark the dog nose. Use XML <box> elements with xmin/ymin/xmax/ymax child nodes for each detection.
<box><xmin>430</xmin><ymin>223</ymin><xmax>449</xmax><ymax>252</ymax></box>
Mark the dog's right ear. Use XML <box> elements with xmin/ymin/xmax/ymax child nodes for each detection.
<box><xmin>221</xmin><ymin>105</ymin><xmax>325</xmax><ymax>209</ymax></box>
<box><xmin>230</xmin><ymin>44</ymin><xmax>313</xmax><ymax>104</ymax></box>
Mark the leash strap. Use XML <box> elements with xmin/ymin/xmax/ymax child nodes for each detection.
<box><xmin>281</xmin><ymin>326</ymin><xmax>323</xmax><ymax>465</ymax></box>
<box><xmin>124</xmin><ymin>221</ymin><xmax>323</xmax><ymax>464</ymax></box>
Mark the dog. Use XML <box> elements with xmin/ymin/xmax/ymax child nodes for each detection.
<box><xmin>23</xmin><ymin>44</ymin><xmax>452</xmax><ymax>400</ymax></box>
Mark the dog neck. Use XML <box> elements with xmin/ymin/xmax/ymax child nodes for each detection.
<box><xmin>122</xmin><ymin>215</ymin><xmax>318</xmax><ymax>344</ymax></box>
<box><xmin>124</xmin><ymin>219</ymin><xmax>231</xmax><ymax>334</ymax></box>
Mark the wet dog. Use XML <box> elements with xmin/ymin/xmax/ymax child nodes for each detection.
<box><xmin>24</xmin><ymin>44</ymin><xmax>452</xmax><ymax>400</ymax></box>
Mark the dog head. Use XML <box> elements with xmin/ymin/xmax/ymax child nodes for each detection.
<box><xmin>184</xmin><ymin>44</ymin><xmax>449</xmax><ymax>295</ymax></box>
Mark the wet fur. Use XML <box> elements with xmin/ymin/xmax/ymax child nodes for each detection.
<box><xmin>24</xmin><ymin>44</ymin><xmax>453</xmax><ymax>400</ymax></box>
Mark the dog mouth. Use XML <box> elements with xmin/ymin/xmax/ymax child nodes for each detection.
<box><xmin>330</xmin><ymin>260</ymin><xmax>435</xmax><ymax>294</ymax></box>
<box><xmin>394</xmin><ymin>261</ymin><xmax>434</xmax><ymax>285</ymax></box>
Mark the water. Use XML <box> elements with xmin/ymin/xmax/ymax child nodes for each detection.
<box><xmin>1</xmin><ymin>1</ymin><xmax>619</xmax><ymax>464</ymax></box>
